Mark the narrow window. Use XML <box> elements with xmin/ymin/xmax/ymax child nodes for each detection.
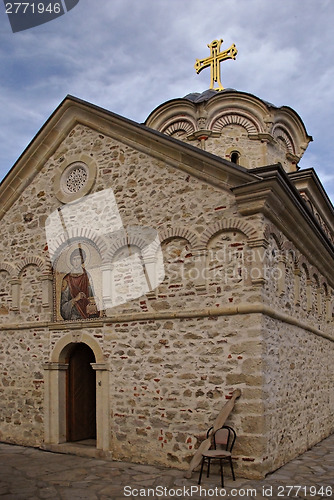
<box><xmin>231</xmin><ymin>151</ymin><xmax>240</xmax><ymax>164</ymax></box>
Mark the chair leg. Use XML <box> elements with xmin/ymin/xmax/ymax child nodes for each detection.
<box><xmin>198</xmin><ymin>457</ymin><xmax>205</xmax><ymax>485</ymax></box>
<box><xmin>229</xmin><ymin>456</ymin><xmax>236</xmax><ymax>481</ymax></box>
<box><xmin>219</xmin><ymin>459</ymin><xmax>224</xmax><ymax>488</ymax></box>
<box><xmin>207</xmin><ymin>457</ymin><xmax>211</xmax><ymax>478</ymax></box>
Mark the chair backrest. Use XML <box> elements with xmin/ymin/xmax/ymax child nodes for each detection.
<box><xmin>213</xmin><ymin>425</ymin><xmax>236</xmax><ymax>452</ymax></box>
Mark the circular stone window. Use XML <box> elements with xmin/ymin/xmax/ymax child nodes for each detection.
<box><xmin>54</xmin><ymin>155</ymin><xmax>97</xmax><ymax>203</ymax></box>
<box><xmin>61</xmin><ymin>162</ymin><xmax>89</xmax><ymax>195</ymax></box>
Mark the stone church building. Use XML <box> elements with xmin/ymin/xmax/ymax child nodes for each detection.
<box><xmin>0</xmin><ymin>86</ymin><xmax>333</xmax><ymax>479</ymax></box>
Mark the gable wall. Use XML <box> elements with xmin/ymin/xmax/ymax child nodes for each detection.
<box><xmin>0</xmin><ymin>123</ymin><xmax>263</xmax><ymax>320</ymax></box>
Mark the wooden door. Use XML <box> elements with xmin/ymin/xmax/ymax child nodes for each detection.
<box><xmin>67</xmin><ymin>343</ymin><xmax>96</xmax><ymax>442</ymax></box>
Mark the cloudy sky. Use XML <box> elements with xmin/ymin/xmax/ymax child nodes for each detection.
<box><xmin>0</xmin><ymin>0</ymin><xmax>334</xmax><ymax>201</ymax></box>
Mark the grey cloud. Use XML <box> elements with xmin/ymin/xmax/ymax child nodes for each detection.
<box><xmin>0</xmin><ymin>0</ymin><xmax>333</xmax><ymax>201</ymax></box>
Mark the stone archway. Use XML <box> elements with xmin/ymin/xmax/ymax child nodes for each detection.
<box><xmin>43</xmin><ymin>332</ymin><xmax>110</xmax><ymax>453</ymax></box>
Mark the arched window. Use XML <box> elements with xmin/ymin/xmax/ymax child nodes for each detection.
<box><xmin>230</xmin><ymin>151</ymin><xmax>240</xmax><ymax>164</ymax></box>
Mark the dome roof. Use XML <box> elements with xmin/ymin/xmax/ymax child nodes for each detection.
<box><xmin>145</xmin><ymin>88</ymin><xmax>312</xmax><ymax>173</ymax></box>
<box><xmin>183</xmin><ymin>89</ymin><xmax>220</xmax><ymax>103</ymax></box>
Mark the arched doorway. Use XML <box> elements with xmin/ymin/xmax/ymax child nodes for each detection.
<box><xmin>44</xmin><ymin>332</ymin><xmax>110</xmax><ymax>453</ymax></box>
<box><xmin>66</xmin><ymin>343</ymin><xmax>96</xmax><ymax>442</ymax></box>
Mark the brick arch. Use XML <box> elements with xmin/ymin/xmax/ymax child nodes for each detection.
<box><xmin>306</xmin><ymin>263</ymin><xmax>320</xmax><ymax>283</ymax></box>
<box><xmin>296</xmin><ymin>256</ymin><xmax>310</xmax><ymax>280</ymax></box>
<box><xmin>105</xmin><ymin>238</ymin><xmax>146</xmax><ymax>263</ymax></box>
<box><xmin>159</xmin><ymin>227</ymin><xmax>200</xmax><ymax>249</ymax></box>
<box><xmin>161</xmin><ymin>118</ymin><xmax>196</xmax><ymax>137</ymax></box>
<box><xmin>322</xmin><ymin>281</ymin><xmax>329</xmax><ymax>297</ymax></box>
<box><xmin>312</xmin><ymin>272</ymin><xmax>320</xmax><ymax>287</ymax></box>
<box><xmin>48</xmin><ymin>228</ymin><xmax>107</xmax><ymax>261</ymax></box>
<box><xmin>310</xmin><ymin>271</ymin><xmax>322</xmax><ymax>317</ymax></box>
<box><xmin>210</xmin><ymin>112</ymin><xmax>262</xmax><ymax>135</ymax></box>
<box><xmin>264</xmin><ymin>224</ymin><xmax>284</xmax><ymax>250</ymax></box>
<box><xmin>272</xmin><ymin>125</ymin><xmax>295</xmax><ymax>154</ymax></box>
<box><xmin>0</xmin><ymin>262</ymin><xmax>16</xmax><ymax>278</ymax></box>
<box><xmin>104</xmin><ymin>226</ymin><xmax>162</xmax><ymax>262</ymax></box>
<box><xmin>281</xmin><ymin>241</ymin><xmax>298</xmax><ymax>266</ymax></box>
<box><xmin>17</xmin><ymin>256</ymin><xmax>51</xmax><ymax>277</ymax></box>
<box><xmin>200</xmin><ymin>218</ymin><xmax>258</xmax><ymax>247</ymax></box>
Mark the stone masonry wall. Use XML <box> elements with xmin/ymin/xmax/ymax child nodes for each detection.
<box><xmin>0</xmin><ymin>123</ymin><xmax>266</xmax><ymax>477</ymax></box>
<box><xmin>104</xmin><ymin>313</ymin><xmax>264</xmax><ymax>475</ymax></box>
<box><xmin>0</xmin><ymin>122</ymin><xmax>333</xmax><ymax>479</ymax></box>
<box><xmin>0</xmin><ymin>327</ymin><xmax>48</xmax><ymax>446</ymax></box>
<box><xmin>263</xmin><ymin>227</ymin><xmax>334</xmax><ymax>338</ymax></box>
<box><xmin>0</xmin><ymin>311</ymin><xmax>265</xmax><ymax>478</ymax></box>
<box><xmin>262</xmin><ymin>315</ymin><xmax>334</xmax><ymax>473</ymax></box>
<box><xmin>184</xmin><ymin>125</ymin><xmax>292</xmax><ymax>172</ymax></box>
<box><xmin>260</xmin><ymin>223</ymin><xmax>334</xmax><ymax>473</ymax></box>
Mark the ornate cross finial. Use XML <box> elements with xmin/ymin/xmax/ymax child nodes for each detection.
<box><xmin>195</xmin><ymin>39</ymin><xmax>238</xmax><ymax>91</ymax></box>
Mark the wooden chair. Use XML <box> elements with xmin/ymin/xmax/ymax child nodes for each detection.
<box><xmin>198</xmin><ymin>425</ymin><xmax>236</xmax><ymax>487</ymax></box>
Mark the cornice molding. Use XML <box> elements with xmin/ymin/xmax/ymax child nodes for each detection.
<box><xmin>289</xmin><ymin>168</ymin><xmax>334</xmax><ymax>236</ymax></box>
<box><xmin>0</xmin><ymin>303</ymin><xmax>332</xmax><ymax>342</ymax></box>
<box><xmin>232</xmin><ymin>165</ymin><xmax>334</xmax><ymax>286</ymax></box>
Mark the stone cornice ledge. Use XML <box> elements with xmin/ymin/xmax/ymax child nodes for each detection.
<box><xmin>231</xmin><ymin>165</ymin><xmax>334</xmax><ymax>286</ymax></box>
<box><xmin>1</xmin><ymin>304</ymin><xmax>332</xmax><ymax>342</ymax></box>
<box><xmin>289</xmin><ymin>168</ymin><xmax>334</xmax><ymax>236</ymax></box>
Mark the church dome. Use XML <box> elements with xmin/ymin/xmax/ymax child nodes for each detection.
<box><xmin>145</xmin><ymin>89</ymin><xmax>312</xmax><ymax>173</ymax></box>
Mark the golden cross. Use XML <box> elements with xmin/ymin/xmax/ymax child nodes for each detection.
<box><xmin>195</xmin><ymin>39</ymin><xmax>238</xmax><ymax>91</ymax></box>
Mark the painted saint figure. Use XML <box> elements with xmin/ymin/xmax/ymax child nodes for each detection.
<box><xmin>60</xmin><ymin>248</ymin><xmax>99</xmax><ymax>320</ymax></box>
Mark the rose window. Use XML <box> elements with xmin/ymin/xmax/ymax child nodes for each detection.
<box><xmin>61</xmin><ymin>163</ymin><xmax>89</xmax><ymax>195</ymax></box>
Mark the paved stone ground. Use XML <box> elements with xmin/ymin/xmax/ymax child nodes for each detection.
<box><xmin>0</xmin><ymin>434</ymin><xmax>333</xmax><ymax>500</ymax></box>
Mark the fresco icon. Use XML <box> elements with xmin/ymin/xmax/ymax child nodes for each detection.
<box><xmin>60</xmin><ymin>247</ymin><xmax>99</xmax><ymax>321</ymax></box>
<box><xmin>45</xmin><ymin>188</ymin><xmax>165</xmax><ymax>321</ymax></box>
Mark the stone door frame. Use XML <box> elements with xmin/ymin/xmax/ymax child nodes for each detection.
<box><xmin>43</xmin><ymin>332</ymin><xmax>110</xmax><ymax>452</ymax></box>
